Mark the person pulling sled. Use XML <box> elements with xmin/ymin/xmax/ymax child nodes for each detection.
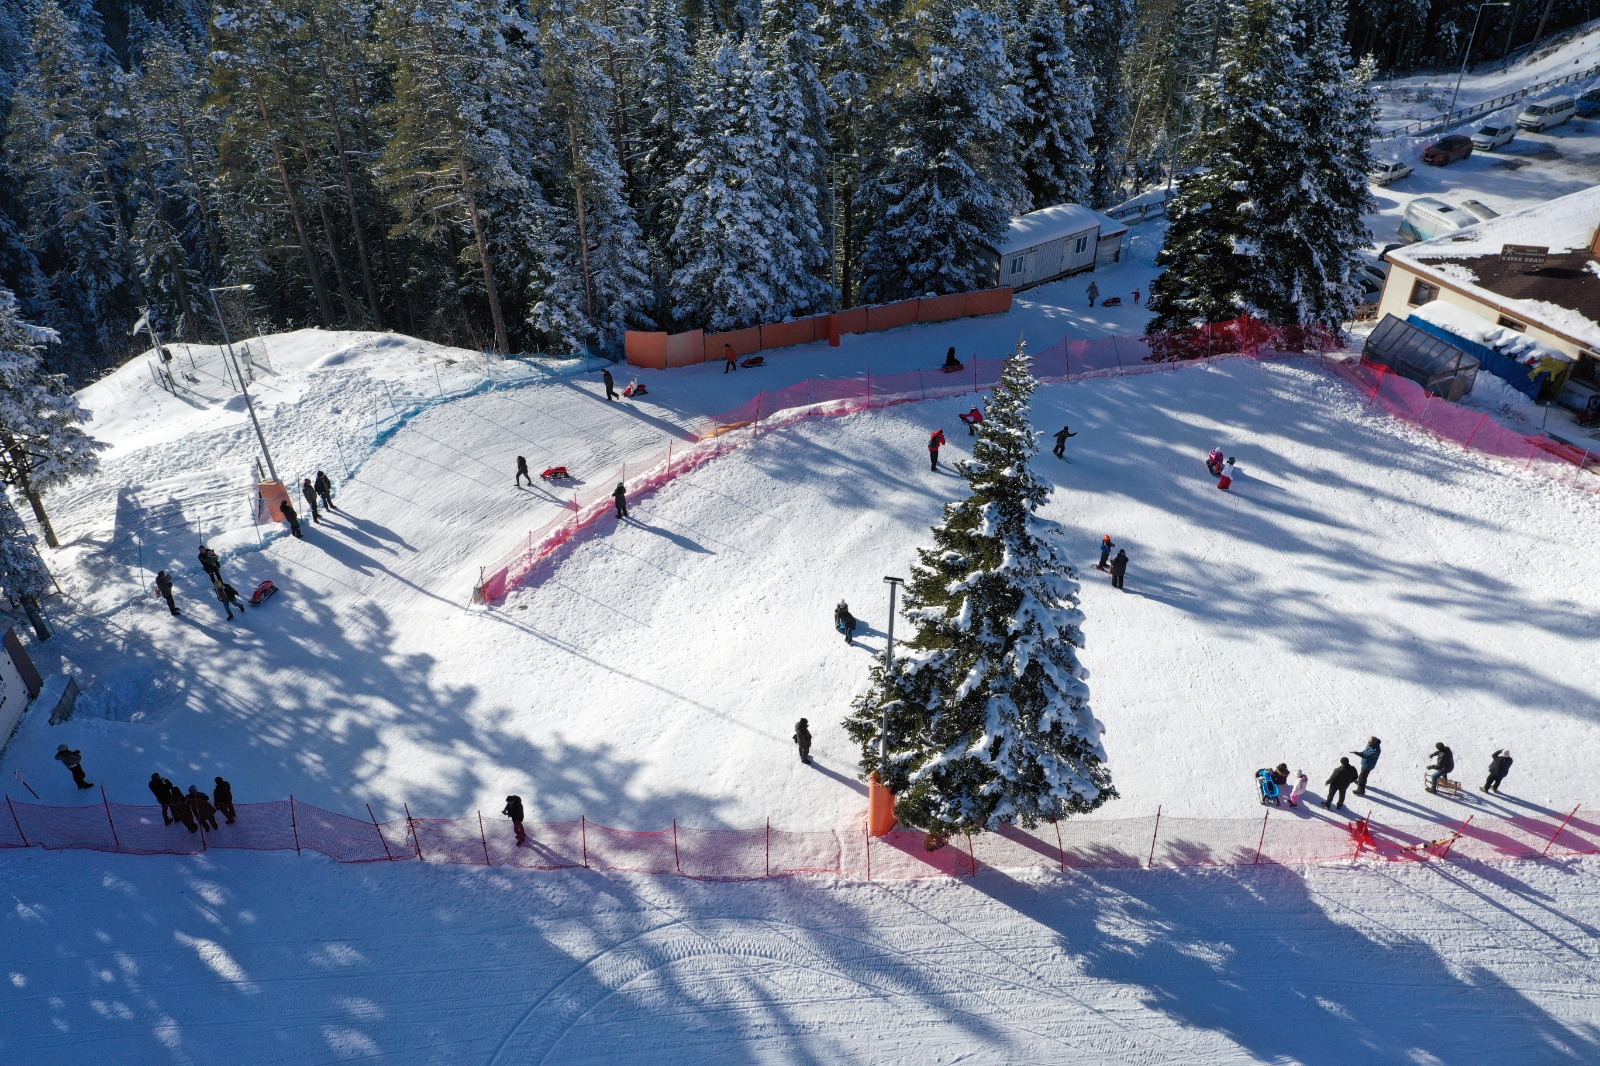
<box><xmin>834</xmin><ymin>601</ymin><xmax>857</xmax><ymax>644</ymax></box>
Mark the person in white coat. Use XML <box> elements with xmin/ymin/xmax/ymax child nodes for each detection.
<box><xmin>1288</xmin><ymin>770</ymin><xmax>1309</xmax><ymax>807</ymax></box>
<box><xmin>1218</xmin><ymin>458</ymin><xmax>1238</xmax><ymax>491</ymax></box>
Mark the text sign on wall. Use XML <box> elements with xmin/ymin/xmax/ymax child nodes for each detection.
<box><xmin>1499</xmin><ymin>244</ymin><xmax>1549</xmax><ymax>267</ymax></box>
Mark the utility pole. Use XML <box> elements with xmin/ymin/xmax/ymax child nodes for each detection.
<box><xmin>1448</xmin><ymin>1</ymin><xmax>1510</xmax><ymax>118</ymax></box>
<box><xmin>207</xmin><ymin>284</ymin><xmax>280</xmax><ymax>485</ymax></box>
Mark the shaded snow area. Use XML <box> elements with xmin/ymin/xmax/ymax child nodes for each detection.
<box><xmin>2</xmin><ymin>848</ymin><xmax>1597</xmax><ymax>1064</ymax></box>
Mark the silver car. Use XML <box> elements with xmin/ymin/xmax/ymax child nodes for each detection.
<box><xmin>1471</xmin><ymin>123</ymin><xmax>1516</xmax><ymax>150</ymax></box>
<box><xmin>1368</xmin><ymin>160</ymin><xmax>1413</xmax><ymax>186</ymax></box>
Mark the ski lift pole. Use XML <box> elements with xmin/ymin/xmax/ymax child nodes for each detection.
<box><xmin>880</xmin><ymin>576</ymin><xmax>904</xmax><ymax>776</ymax></box>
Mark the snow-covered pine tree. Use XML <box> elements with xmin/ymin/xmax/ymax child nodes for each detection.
<box><xmin>1073</xmin><ymin>0</ymin><xmax>1135</xmax><ymax>206</ymax></box>
<box><xmin>817</xmin><ymin>0</ymin><xmax>887</xmax><ymax>307</ymax></box>
<box><xmin>638</xmin><ymin>0</ymin><xmax>696</xmax><ymax>278</ymax></box>
<box><xmin>857</xmin><ymin>1</ymin><xmax>1023</xmax><ymax>303</ymax></box>
<box><xmin>0</xmin><ymin>485</ymin><xmax>53</xmax><ymax>640</ymax></box>
<box><xmin>844</xmin><ymin>342</ymin><xmax>1115</xmax><ymax>836</ymax></box>
<box><xmin>1016</xmin><ymin>0</ymin><xmax>1094</xmax><ymax>208</ymax></box>
<box><xmin>0</xmin><ymin>286</ymin><xmax>105</xmax><ymax>548</ymax></box>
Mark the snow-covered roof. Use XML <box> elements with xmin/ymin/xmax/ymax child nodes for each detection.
<box><xmin>1408</xmin><ymin>300</ymin><xmax>1574</xmax><ymax>364</ymax></box>
<box><xmin>1395</xmin><ymin>184</ymin><xmax>1600</xmax><ymax>261</ymax></box>
<box><xmin>993</xmin><ymin>204</ymin><xmax>1125</xmax><ymax>255</ymax></box>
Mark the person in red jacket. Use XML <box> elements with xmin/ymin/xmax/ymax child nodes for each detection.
<box><xmin>928</xmin><ymin>429</ymin><xmax>947</xmax><ymax>471</ymax></box>
<box><xmin>723</xmin><ymin>343</ymin><xmax>738</xmax><ymax>374</ymax></box>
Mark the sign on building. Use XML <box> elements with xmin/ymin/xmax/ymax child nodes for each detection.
<box><xmin>1499</xmin><ymin>244</ymin><xmax>1549</xmax><ymax>267</ymax></box>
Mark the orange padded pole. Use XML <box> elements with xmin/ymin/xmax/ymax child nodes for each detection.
<box><xmin>868</xmin><ymin>772</ymin><xmax>897</xmax><ymax>837</ymax></box>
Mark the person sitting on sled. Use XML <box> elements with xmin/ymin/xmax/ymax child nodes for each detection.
<box><xmin>941</xmin><ymin>346</ymin><xmax>964</xmax><ymax>372</ymax></box>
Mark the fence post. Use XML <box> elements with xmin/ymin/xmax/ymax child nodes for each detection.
<box><xmin>100</xmin><ymin>786</ymin><xmax>122</xmax><ymax>850</ymax></box>
<box><xmin>865</xmin><ymin>819</ymin><xmax>871</xmax><ymax>881</ymax></box>
<box><xmin>581</xmin><ymin>815</ymin><xmax>589</xmax><ymax>868</ymax></box>
<box><xmin>7</xmin><ymin>795</ymin><xmax>29</xmax><ymax>846</ymax></box>
<box><xmin>290</xmin><ymin>795</ymin><xmax>301</xmax><ymax>855</ymax></box>
<box><xmin>1542</xmin><ymin>805</ymin><xmax>1581</xmax><ymax>856</ymax></box>
<box><xmin>766</xmin><ymin>818</ymin><xmax>771</xmax><ymax>878</ymax></box>
<box><xmin>1147</xmin><ymin>806</ymin><xmax>1162</xmax><ymax>868</ymax></box>
<box><xmin>1438</xmin><ymin>816</ymin><xmax>1473</xmax><ymax>860</ymax></box>
<box><xmin>1464</xmin><ymin>413</ymin><xmax>1490</xmax><ymax>449</ymax></box>
<box><xmin>367</xmin><ymin>802</ymin><xmax>395</xmax><ymax>861</ymax></box>
<box><xmin>405</xmin><ymin>802</ymin><xmax>424</xmax><ymax>860</ymax></box>
<box><xmin>673</xmin><ymin>818</ymin><xmax>681</xmax><ymax>873</ymax></box>
<box><xmin>479</xmin><ymin>811</ymin><xmax>492</xmax><ymax>866</ymax></box>
<box><xmin>1054</xmin><ymin>819</ymin><xmax>1065</xmax><ymax>872</ymax></box>
<box><xmin>1253</xmin><ymin>810</ymin><xmax>1269</xmax><ymax>864</ymax></box>
<box><xmin>665</xmin><ymin>439</ymin><xmax>672</xmax><ymax>479</ymax></box>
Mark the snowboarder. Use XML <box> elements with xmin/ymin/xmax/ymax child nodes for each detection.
<box><xmin>1097</xmin><ymin>535</ymin><xmax>1115</xmax><ymax>571</ymax></box>
<box><xmin>197</xmin><ymin>545</ymin><xmax>223</xmax><ymax>584</ymax></box>
<box><xmin>1087</xmin><ymin>281</ymin><xmax>1100</xmax><ymax>307</ymax></box>
<box><xmin>1425</xmin><ymin>742</ymin><xmax>1454</xmax><ymax>793</ymax></box>
<box><xmin>959</xmin><ymin>406</ymin><xmax>984</xmax><ymax>436</ymax></box>
<box><xmin>1133</xmin><ymin>288</ymin><xmax>1141</xmax><ymax>306</ymax></box>
<box><xmin>1288</xmin><ymin>769</ymin><xmax>1309</xmax><ymax>807</ymax></box>
<box><xmin>941</xmin><ymin>347</ymin><xmax>963</xmax><ymax>372</ymax></box>
<box><xmin>314</xmin><ymin>470</ymin><xmax>336</xmax><ymax>512</ymax></box>
<box><xmin>516</xmin><ymin>455</ymin><xmax>533</xmax><ymax>487</ymax></box>
<box><xmin>928</xmin><ymin>428</ymin><xmax>947</xmax><ymax>471</ymax></box>
<box><xmin>1206</xmin><ymin>448</ymin><xmax>1225</xmax><ymax>477</ymax></box>
<box><xmin>1218</xmin><ymin>457</ymin><xmax>1237</xmax><ymax>491</ymax></box>
<box><xmin>1323</xmin><ymin>757</ymin><xmax>1359</xmax><ymax>810</ymax></box>
<box><xmin>502</xmin><ymin>795</ymin><xmax>527</xmax><ymax>845</ymax></box>
<box><xmin>1052</xmin><ymin>425</ymin><xmax>1076</xmax><ymax>458</ymax></box>
<box><xmin>55</xmin><ymin>745</ymin><xmax>92</xmax><ymax>789</ymax></box>
<box><xmin>149</xmin><ymin>773</ymin><xmax>177</xmax><ymax>824</ymax></box>
<box><xmin>1351</xmin><ymin>737</ymin><xmax>1381</xmax><ymax>795</ymax></box>
<box><xmin>1482</xmin><ymin>749</ymin><xmax>1513</xmax><ymax>793</ymax></box>
<box><xmin>155</xmin><ymin>569</ymin><xmax>180</xmax><ymax>616</ymax></box>
<box><xmin>213</xmin><ymin>776</ymin><xmax>236</xmax><ymax>824</ymax></box>
<box><xmin>301</xmin><ymin>477</ymin><xmax>321</xmax><ymax>523</ymax></box>
<box><xmin>723</xmin><ymin>343</ymin><xmax>738</xmax><ymax>374</ymax></box>
<box><xmin>834</xmin><ymin>601</ymin><xmax>856</xmax><ymax>643</ymax></box>
<box><xmin>613</xmin><ymin>482</ymin><xmax>628</xmax><ymax>519</ymax></box>
<box><xmin>280</xmin><ymin>498</ymin><xmax>304</xmax><ymax>539</ymax></box>
<box><xmin>1109</xmin><ymin>548</ymin><xmax>1129</xmax><ymax>590</ymax></box>
<box><xmin>602</xmin><ymin>367</ymin><xmax>617</xmax><ymax>400</ymax></box>
<box><xmin>215</xmin><ymin>581</ymin><xmax>245</xmax><ymax>620</ymax></box>
<box><xmin>188</xmin><ymin>785</ymin><xmax>219</xmax><ymax>831</ymax></box>
<box><xmin>793</xmin><ymin>718</ymin><xmax>812</xmax><ymax>765</ymax></box>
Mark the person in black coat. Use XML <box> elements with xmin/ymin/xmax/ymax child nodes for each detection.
<box><xmin>216</xmin><ymin>581</ymin><xmax>245</xmax><ymax>620</ymax></box>
<box><xmin>834</xmin><ymin>601</ymin><xmax>856</xmax><ymax>644</ymax></box>
<box><xmin>1482</xmin><ymin>750</ymin><xmax>1513</xmax><ymax>793</ymax></box>
<box><xmin>1323</xmin><ymin>757</ymin><xmax>1359</xmax><ymax>810</ymax></box>
<box><xmin>502</xmin><ymin>795</ymin><xmax>527</xmax><ymax>844</ymax></box>
<box><xmin>613</xmin><ymin>482</ymin><xmax>628</xmax><ymax>519</ymax></box>
<box><xmin>1426</xmin><ymin>742</ymin><xmax>1454</xmax><ymax>793</ymax></box>
<box><xmin>1052</xmin><ymin>425</ymin><xmax>1076</xmax><ymax>458</ymax></box>
<box><xmin>602</xmin><ymin>367</ymin><xmax>617</xmax><ymax>401</ymax></box>
<box><xmin>516</xmin><ymin>455</ymin><xmax>533</xmax><ymax>487</ymax></box>
<box><xmin>155</xmin><ymin>569</ymin><xmax>180</xmax><ymax>615</ymax></box>
<box><xmin>197</xmin><ymin>545</ymin><xmax>223</xmax><ymax>584</ymax></box>
<box><xmin>213</xmin><ymin>776</ymin><xmax>236</xmax><ymax>824</ymax></box>
<box><xmin>314</xmin><ymin>470</ymin><xmax>336</xmax><ymax>512</ymax></box>
<box><xmin>1109</xmin><ymin>549</ymin><xmax>1129</xmax><ymax>590</ymax></box>
<box><xmin>150</xmin><ymin>773</ymin><xmax>177</xmax><ymax>824</ymax></box>
<box><xmin>169</xmin><ymin>781</ymin><xmax>198</xmax><ymax>832</ymax></box>
<box><xmin>188</xmin><ymin>786</ymin><xmax>219</xmax><ymax>831</ymax></box>
<box><xmin>301</xmin><ymin>477</ymin><xmax>322</xmax><ymax>523</ymax></box>
<box><xmin>54</xmin><ymin>745</ymin><xmax>93</xmax><ymax>789</ymax></box>
<box><xmin>280</xmin><ymin>498</ymin><xmax>304</xmax><ymax>538</ymax></box>
<box><xmin>793</xmin><ymin>719</ymin><xmax>812</xmax><ymax>765</ymax></box>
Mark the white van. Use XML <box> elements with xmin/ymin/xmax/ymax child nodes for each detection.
<box><xmin>1458</xmin><ymin>199</ymin><xmax>1501</xmax><ymax>222</ymax></box>
<box><xmin>1398</xmin><ymin>198</ymin><xmax>1476</xmax><ymax>243</ymax></box>
<box><xmin>1516</xmin><ymin>96</ymin><xmax>1577</xmax><ymax>131</ymax></box>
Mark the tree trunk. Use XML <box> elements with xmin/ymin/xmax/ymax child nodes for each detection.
<box><xmin>457</xmin><ymin>159</ymin><xmax>509</xmax><ymax>353</ymax></box>
<box><xmin>255</xmin><ymin>89</ymin><xmax>335</xmax><ymax>327</ymax></box>
<box><xmin>20</xmin><ymin>595</ymin><xmax>50</xmax><ymax>641</ymax></box>
<box><xmin>18</xmin><ymin>469</ymin><xmax>59</xmax><ymax>549</ymax></box>
<box><xmin>310</xmin><ymin>35</ymin><xmax>384</xmax><ymax>328</ymax></box>
<box><xmin>567</xmin><ymin>119</ymin><xmax>596</xmax><ymax>322</ymax></box>
<box><xmin>174</xmin><ymin>108</ymin><xmax>224</xmax><ymax>282</ymax></box>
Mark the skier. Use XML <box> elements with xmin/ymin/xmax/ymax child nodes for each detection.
<box><xmin>197</xmin><ymin>544</ymin><xmax>223</xmax><ymax>584</ymax></box>
<box><xmin>516</xmin><ymin>455</ymin><xmax>533</xmax><ymax>487</ymax></box>
<box><xmin>1133</xmin><ymin>288</ymin><xmax>1141</xmax><ymax>306</ymax></box>
<box><xmin>280</xmin><ymin>498</ymin><xmax>305</xmax><ymax>539</ymax></box>
<box><xmin>155</xmin><ymin>569</ymin><xmax>180</xmax><ymax>616</ymax></box>
<box><xmin>1052</xmin><ymin>425</ymin><xmax>1076</xmax><ymax>458</ymax></box>
<box><xmin>314</xmin><ymin>470</ymin><xmax>336</xmax><ymax>512</ymax></box>
<box><xmin>1206</xmin><ymin>448</ymin><xmax>1225</xmax><ymax>477</ymax></box>
<box><xmin>301</xmin><ymin>477</ymin><xmax>321</xmax><ymax>523</ymax></box>
<box><xmin>502</xmin><ymin>795</ymin><xmax>528</xmax><ymax>845</ymax></box>
<box><xmin>55</xmin><ymin>745</ymin><xmax>93</xmax><ymax>789</ymax></box>
<box><xmin>149</xmin><ymin>773</ymin><xmax>178</xmax><ymax>824</ymax></box>
<box><xmin>941</xmin><ymin>346</ymin><xmax>963</xmax><ymax>372</ymax></box>
<box><xmin>188</xmin><ymin>785</ymin><xmax>219</xmax><ymax>831</ymax></box>
<box><xmin>613</xmin><ymin>482</ymin><xmax>628</xmax><ymax>519</ymax></box>
<box><xmin>1288</xmin><ymin>769</ymin><xmax>1309</xmax><ymax>807</ymax></box>
<box><xmin>928</xmin><ymin>428</ymin><xmax>947</xmax><ymax>471</ymax></box>
<box><xmin>1109</xmin><ymin>548</ymin><xmax>1129</xmax><ymax>590</ymax></box>
<box><xmin>834</xmin><ymin>600</ymin><xmax>856</xmax><ymax>644</ymax></box>
<box><xmin>1350</xmin><ymin>737</ymin><xmax>1381</xmax><ymax>796</ymax></box>
<box><xmin>1087</xmin><ymin>281</ymin><xmax>1100</xmax><ymax>307</ymax></box>
<box><xmin>1323</xmin><ymin>757</ymin><xmax>1359</xmax><ymax>810</ymax></box>
<box><xmin>1425</xmin><ymin>742</ymin><xmax>1454</xmax><ymax>793</ymax></box>
<box><xmin>723</xmin><ymin>343</ymin><xmax>738</xmax><ymax>374</ymax></box>
<box><xmin>602</xmin><ymin>367</ymin><xmax>617</xmax><ymax>401</ymax></box>
<box><xmin>1482</xmin><ymin>749</ymin><xmax>1513</xmax><ymax>793</ymax></box>
<box><xmin>215</xmin><ymin>581</ymin><xmax>245</xmax><ymax>620</ymax></box>
<box><xmin>1218</xmin><ymin>457</ymin><xmax>1237</xmax><ymax>491</ymax></box>
<box><xmin>1097</xmin><ymin>535</ymin><xmax>1115</xmax><ymax>571</ymax></box>
<box><xmin>793</xmin><ymin>718</ymin><xmax>812</xmax><ymax>765</ymax></box>
<box><xmin>213</xmin><ymin>776</ymin><xmax>237</xmax><ymax>824</ymax></box>
<box><xmin>959</xmin><ymin>406</ymin><xmax>984</xmax><ymax>436</ymax></box>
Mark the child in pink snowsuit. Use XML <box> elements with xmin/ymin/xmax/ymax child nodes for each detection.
<box><xmin>1206</xmin><ymin>448</ymin><xmax>1224</xmax><ymax>477</ymax></box>
<box><xmin>1288</xmin><ymin>771</ymin><xmax>1308</xmax><ymax>807</ymax></box>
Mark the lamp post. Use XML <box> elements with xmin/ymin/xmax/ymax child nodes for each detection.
<box><xmin>881</xmin><ymin>575</ymin><xmax>904</xmax><ymax>776</ymax></box>
<box><xmin>206</xmin><ymin>284</ymin><xmax>279</xmax><ymax>485</ymax></box>
<box><xmin>1448</xmin><ymin>1</ymin><xmax>1510</xmax><ymax>118</ymax></box>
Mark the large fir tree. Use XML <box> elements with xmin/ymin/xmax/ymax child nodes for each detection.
<box><xmin>845</xmin><ymin>343</ymin><xmax>1114</xmax><ymax>836</ymax></box>
<box><xmin>1016</xmin><ymin>0</ymin><xmax>1094</xmax><ymax>208</ymax></box>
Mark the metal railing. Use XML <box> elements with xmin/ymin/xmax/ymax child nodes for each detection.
<box><xmin>1381</xmin><ymin>62</ymin><xmax>1600</xmax><ymax>138</ymax></box>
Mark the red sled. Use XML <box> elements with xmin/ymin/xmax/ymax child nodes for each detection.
<box><xmin>541</xmin><ymin>466</ymin><xmax>571</xmax><ymax>481</ymax></box>
<box><xmin>623</xmin><ymin>381</ymin><xmax>649</xmax><ymax>397</ymax></box>
<box><xmin>249</xmin><ymin>580</ymin><xmax>278</xmax><ymax>605</ymax></box>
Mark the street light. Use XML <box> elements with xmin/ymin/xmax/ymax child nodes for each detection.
<box><xmin>1448</xmin><ymin>1</ymin><xmax>1510</xmax><ymax>118</ymax></box>
<box><xmin>881</xmin><ymin>575</ymin><xmax>905</xmax><ymax>776</ymax></box>
<box><xmin>206</xmin><ymin>284</ymin><xmax>279</xmax><ymax>485</ymax></box>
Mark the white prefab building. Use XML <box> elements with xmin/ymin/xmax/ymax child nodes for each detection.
<box><xmin>986</xmin><ymin>204</ymin><xmax>1129</xmax><ymax>290</ymax></box>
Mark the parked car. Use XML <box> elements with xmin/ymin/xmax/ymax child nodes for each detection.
<box><xmin>1422</xmin><ymin>135</ymin><xmax>1473</xmax><ymax>166</ymax></box>
<box><xmin>1577</xmin><ymin>88</ymin><xmax>1600</xmax><ymax>118</ymax></box>
<box><xmin>1368</xmin><ymin>159</ymin><xmax>1414</xmax><ymax>185</ymax></box>
<box><xmin>1516</xmin><ymin>97</ymin><xmax>1577</xmax><ymax>131</ymax></box>
<box><xmin>1471</xmin><ymin>123</ymin><xmax>1516</xmax><ymax>150</ymax></box>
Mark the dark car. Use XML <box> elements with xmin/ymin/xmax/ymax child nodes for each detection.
<box><xmin>1577</xmin><ymin>88</ymin><xmax>1600</xmax><ymax>118</ymax></box>
<box><xmin>1422</xmin><ymin>135</ymin><xmax>1473</xmax><ymax>166</ymax></box>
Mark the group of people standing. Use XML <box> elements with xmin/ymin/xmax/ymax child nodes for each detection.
<box><xmin>280</xmin><ymin>469</ymin><xmax>337</xmax><ymax>539</ymax></box>
<box><xmin>148</xmin><ymin>772</ymin><xmax>237</xmax><ymax>833</ymax></box>
<box><xmin>1267</xmin><ymin>737</ymin><xmax>1514</xmax><ymax>812</ymax></box>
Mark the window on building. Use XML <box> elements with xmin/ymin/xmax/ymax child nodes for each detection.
<box><xmin>1575</xmin><ymin>352</ymin><xmax>1600</xmax><ymax>385</ymax></box>
<box><xmin>1009</xmin><ymin>256</ymin><xmax>1025</xmax><ymax>276</ymax></box>
<box><xmin>1408</xmin><ymin>279</ymin><xmax>1439</xmax><ymax>306</ymax></box>
<box><xmin>1073</xmin><ymin>236</ymin><xmax>1089</xmax><ymax>255</ymax></box>
<box><xmin>1496</xmin><ymin>315</ymin><xmax>1526</xmax><ymax>332</ymax></box>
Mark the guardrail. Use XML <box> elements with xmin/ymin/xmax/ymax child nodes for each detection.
<box><xmin>1380</xmin><ymin>62</ymin><xmax>1600</xmax><ymax>138</ymax></box>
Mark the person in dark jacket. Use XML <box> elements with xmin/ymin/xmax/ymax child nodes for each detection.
<box><xmin>613</xmin><ymin>482</ymin><xmax>628</xmax><ymax>519</ymax></box>
<box><xmin>301</xmin><ymin>477</ymin><xmax>322</xmax><ymax>523</ymax></box>
<box><xmin>928</xmin><ymin>429</ymin><xmax>947</xmax><ymax>471</ymax></box>
<box><xmin>516</xmin><ymin>455</ymin><xmax>533</xmax><ymax>487</ymax></box>
<box><xmin>1269</xmin><ymin>763</ymin><xmax>1290</xmax><ymax>788</ymax></box>
<box><xmin>55</xmin><ymin>744</ymin><xmax>93</xmax><ymax>789</ymax></box>
<box><xmin>1481</xmin><ymin>749</ymin><xmax>1513</xmax><ymax>793</ymax></box>
<box><xmin>502</xmin><ymin>795</ymin><xmax>527</xmax><ymax>844</ymax></box>
<box><xmin>793</xmin><ymin>718</ymin><xmax>812</xmax><ymax>765</ymax></box>
<box><xmin>197</xmin><ymin>545</ymin><xmax>223</xmax><ymax>584</ymax></box>
<box><xmin>150</xmin><ymin>773</ymin><xmax>177</xmax><ymax>823</ymax></box>
<box><xmin>280</xmin><ymin>498</ymin><xmax>304</xmax><ymax>538</ymax></box>
<box><xmin>834</xmin><ymin>601</ymin><xmax>856</xmax><ymax>644</ymax></box>
<box><xmin>155</xmin><ymin>569</ymin><xmax>180</xmax><ymax>616</ymax></box>
<box><xmin>1097</xmin><ymin>535</ymin><xmax>1115</xmax><ymax>571</ymax></box>
<box><xmin>213</xmin><ymin>776</ymin><xmax>236</xmax><ymax>824</ymax></box>
<box><xmin>170</xmin><ymin>782</ymin><xmax>198</xmax><ymax>832</ymax></box>
<box><xmin>1323</xmin><ymin>757</ymin><xmax>1359</xmax><ymax>810</ymax></box>
<box><xmin>187</xmin><ymin>786</ymin><xmax>219</xmax><ymax>831</ymax></box>
<box><xmin>215</xmin><ymin>581</ymin><xmax>245</xmax><ymax>620</ymax></box>
<box><xmin>1426</xmin><ymin>742</ymin><xmax>1454</xmax><ymax>793</ymax></box>
<box><xmin>942</xmin><ymin>346</ymin><xmax>963</xmax><ymax>371</ymax></box>
<box><xmin>1351</xmin><ymin>737</ymin><xmax>1381</xmax><ymax>796</ymax></box>
<box><xmin>1087</xmin><ymin>280</ymin><xmax>1100</xmax><ymax>307</ymax></box>
<box><xmin>602</xmin><ymin>367</ymin><xmax>617</xmax><ymax>400</ymax></box>
<box><xmin>314</xmin><ymin>470</ymin><xmax>336</xmax><ymax>512</ymax></box>
<box><xmin>1109</xmin><ymin>548</ymin><xmax>1129</xmax><ymax>590</ymax></box>
<box><xmin>1052</xmin><ymin>425</ymin><xmax>1076</xmax><ymax>458</ymax></box>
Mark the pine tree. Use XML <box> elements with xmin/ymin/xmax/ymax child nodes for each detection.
<box><xmin>844</xmin><ymin>342</ymin><xmax>1114</xmax><ymax>836</ymax></box>
<box><xmin>0</xmin><ymin>286</ymin><xmax>105</xmax><ymax>548</ymax></box>
<box><xmin>1016</xmin><ymin>0</ymin><xmax>1093</xmax><ymax>207</ymax></box>
<box><xmin>1074</xmin><ymin>0</ymin><xmax>1135</xmax><ymax>206</ymax></box>
<box><xmin>638</xmin><ymin>0</ymin><xmax>696</xmax><ymax>306</ymax></box>
<box><xmin>0</xmin><ymin>485</ymin><xmax>54</xmax><ymax>640</ymax></box>
<box><xmin>817</xmin><ymin>0</ymin><xmax>887</xmax><ymax>307</ymax></box>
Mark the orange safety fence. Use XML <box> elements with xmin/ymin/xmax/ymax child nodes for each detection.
<box><xmin>665</xmin><ymin>329</ymin><xmax>705</xmax><ymax>369</ymax></box>
<box><xmin>864</xmin><ymin>298</ymin><xmax>922</xmax><ymax>333</ymax></box>
<box><xmin>4</xmin><ymin>791</ymin><xmax>1593</xmax><ymax>881</ymax></box>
